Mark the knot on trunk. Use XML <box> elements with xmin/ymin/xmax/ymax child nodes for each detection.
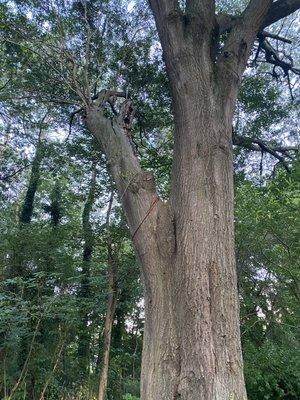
<box><xmin>140</xmin><ymin>171</ymin><xmax>156</xmax><ymax>193</ymax></box>
<box><xmin>167</xmin><ymin>8</ymin><xmax>182</xmax><ymax>23</ymax></box>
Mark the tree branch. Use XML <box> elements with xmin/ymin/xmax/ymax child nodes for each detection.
<box><xmin>217</xmin><ymin>1</ymin><xmax>272</xmax><ymax>97</ymax></box>
<box><xmin>0</xmin><ymin>163</ymin><xmax>32</xmax><ymax>181</ymax></box>
<box><xmin>218</xmin><ymin>0</ymin><xmax>300</xmax><ymax>33</ymax></box>
<box><xmin>251</xmin><ymin>34</ymin><xmax>300</xmax><ymax>98</ymax></box>
<box><xmin>261</xmin><ymin>31</ymin><xmax>292</xmax><ymax>44</ymax></box>
<box><xmin>262</xmin><ymin>0</ymin><xmax>300</xmax><ymax>28</ymax></box>
<box><xmin>148</xmin><ymin>0</ymin><xmax>184</xmax><ymax>71</ymax></box>
<box><xmin>259</xmin><ymin>36</ymin><xmax>300</xmax><ymax>76</ymax></box>
<box><xmin>85</xmin><ymin>90</ymin><xmax>160</xmax><ymax>238</ymax></box>
<box><xmin>233</xmin><ymin>133</ymin><xmax>298</xmax><ymax>172</ymax></box>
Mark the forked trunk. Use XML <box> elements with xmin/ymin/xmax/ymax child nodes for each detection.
<box><xmin>86</xmin><ymin>77</ymin><xmax>246</xmax><ymax>399</ymax></box>
<box><xmin>85</xmin><ymin>0</ymin><xmax>298</xmax><ymax>397</ymax></box>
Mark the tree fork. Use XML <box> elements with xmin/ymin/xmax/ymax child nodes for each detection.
<box><xmin>84</xmin><ymin>1</ymin><xmax>300</xmax><ymax>398</ymax></box>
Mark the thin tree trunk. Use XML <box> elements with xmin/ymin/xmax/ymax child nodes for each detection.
<box><xmin>7</xmin><ymin>318</ymin><xmax>41</xmax><ymax>400</ymax></box>
<box><xmin>112</xmin><ymin>305</ymin><xmax>125</xmax><ymax>350</ymax></box>
<box><xmin>77</xmin><ymin>161</ymin><xmax>97</xmax><ymax>374</ymax></box>
<box><xmin>98</xmin><ymin>192</ymin><xmax>118</xmax><ymax>400</ymax></box>
<box><xmin>38</xmin><ymin>333</ymin><xmax>66</xmax><ymax>400</ymax></box>
<box><xmin>19</xmin><ymin>116</ymin><xmax>47</xmax><ymax>224</ymax></box>
<box><xmin>10</xmin><ymin>118</ymin><xmax>47</xmax><ymax>399</ymax></box>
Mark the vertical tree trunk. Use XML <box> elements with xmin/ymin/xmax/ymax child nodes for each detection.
<box><xmin>112</xmin><ymin>304</ymin><xmax>125</xmax><ymax>350</ymax></box>
<box><xmin>85</xmin><ymin>0</ymin><xmax>276</xmax><ymax>391</ymax></box>
<box><xmin>85</xmin><ymin>80</ymin><xmax>247</xmax><ymax>399</ymax></box>
<box><xmin>140</xmin><ymin>92</ymin><xmax>246</xmax><ymax>399</ymax></box>
<box><xmin>19</xmin><ymin>123</ymin><xmax>45</xmax><ymax>225</ymax></box>
<box><xmin>98</xmin><ymin>192</ymin><xmax>118</xmax><ymax>400</ymax></box>
<box><xmin>12</xmin><ymin>125</ymin><xmax>46</xmax><ymax>399</ymax></box>
<box><xmin>84</xmin><ymin>0</ymin><xmax>299</xmax><ymax>397</ymax></box>
<box><xmin>78</xmin><ymin>161</ymin><xmax>97</xmax><ymax>374</ymax></box>
<box><xmin>97</xmin><ymin>256</ymin><xmax>117</xmax><ymax>400</ymax></box>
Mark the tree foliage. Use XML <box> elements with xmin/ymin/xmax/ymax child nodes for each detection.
<box><xmin>0</xmin><ymin>1</ymin><xmax>299</xmax><ymax>399</ymax></box>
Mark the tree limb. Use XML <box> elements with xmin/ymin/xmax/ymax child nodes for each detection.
<box><xmin>0</xmin><ymin>163</ymin><xmax>32</xmax><ymax>181</ymax></box>
<box><xmin>259</xmin><ymin>36</ymin><xmax>300</xmax><ymax>76</ymax></box>
<box><xmin>217</xmin><ymin>1</ymin><xmax>272</xmax><ymax>94</ymax></box>
<box><xmin>233</xmin><ymin>133</ymin><xmax>298</xmax><ymax>172</ymax></box>
<box><xmin>251</xmin><ymin>34</ymin><xmax>300</xmax><ymax>98</ymax></box>
<box><xmin>261</xmin><ymin>31</ymin><xmax>292</xmax><ymax>44</ymax></box>
<box><xmin>85</xmin><ymin>91</ymin><xmax>160</xmax><ymax>238</ymax></box>
<box><xmin>148</xmin><ymin>0</ymin><xmax>184</xmax><ymax>71</ymax></box>
<box><xmin>262</xmin><ymin>0</ymin><xmax>300</xmax><ymax>28</ymax></box>
<box><xmin>218</xmin><ymin>0</ymin><xmax>300</xmax><ymax>33</ymax></box>
<box><xmin>66</xmin><ymin>108</ymin><xmax>83</xmax><ymax>142</ymax></box>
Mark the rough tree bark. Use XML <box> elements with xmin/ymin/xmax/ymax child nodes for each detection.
<box><xmin>85</xmin><ymin>1</ymin><xmax>300</xmax><ymax>399</ymax></box>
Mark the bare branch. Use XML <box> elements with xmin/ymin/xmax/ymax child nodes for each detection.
<box><xmin>251</xmin><ymin>33</ymin><xmax>300</xmax><ymax>98</ymax></box>
<box><xmin>233</xmin><ymin>132</ymin><xmax>298</xmax><ymax>172</ymax></box>
<box><xmin>0</xmin><ymin>78</ymin><xmax>11</xmax><ymax>92</ymax></box>
<box><xmin>0</xmin><ymin>163</ymin><xmax>32</xmax><ymax>181</ymax></box>
<box><xmin>66</xmin><ymin>108</ymin><xmax>83</xmax><ymax>142</ymax></box>
<box><xmin>261</xmin><ymin>31</ymin><xmax>292</xmax><ymax>44</ymax></box>
<box><xmin>259</xmin><ymin>36</ymin><xmax>300</xmax><ymax>76</ymax></box>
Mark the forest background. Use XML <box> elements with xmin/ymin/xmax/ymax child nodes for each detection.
<box><xmin>0</xmin><ymin>1</ymin><xmax>299</xmax><ymax>399</ymax></box>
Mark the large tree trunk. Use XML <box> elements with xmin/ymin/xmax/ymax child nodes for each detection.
<box><xmin>84</xmin><ymin>1</ymin><xmax>298</xmax><ymax>398</ymax></box>
<box><xmin>85</xmin><ymin>85</ymin><xmax>246</xmax><ymax>399</ymax></box>
<box><xmin>140</xmin><ymin>95</ymin><xmax>246</xmax><ymax>399</ymax></box>
<box><xmin>86</xmin><ymin>89</ymin><xmax>245</xmax><ymax>399</ymax></box>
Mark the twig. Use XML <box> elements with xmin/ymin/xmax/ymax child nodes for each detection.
<box><xmin>0</xmin><ymin>163</ymin><xmax>32</xmax><ymax>181</ymax></box>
